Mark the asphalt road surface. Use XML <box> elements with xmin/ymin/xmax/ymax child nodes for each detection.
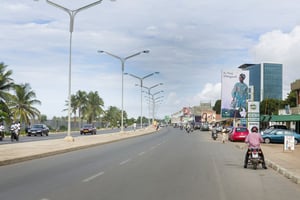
<box><xmin>1</xmin><ymin>127</ymin><xmax>300</xmax><ymax>200</ymax></box>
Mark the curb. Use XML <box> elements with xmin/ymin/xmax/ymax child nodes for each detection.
<box><xmin>266</xmin><ymin>159</ymin><xmax>300</xmax><ymax>184</ymax></box>
<box><xmin>235</xmin><ymin>144</ymin><xmax>300</xmax><ymax>185</ymax></box>
<box><xmin>0</xmin><ymin>129</ymin><xmax>156</xmax><ymax>166</ymax></box>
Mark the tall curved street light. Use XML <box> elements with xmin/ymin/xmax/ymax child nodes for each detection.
<box><xmin>150</xmin><ymin>91</ymin><xmax>164</xmax><ymax>122</ymax></box>
<box><xmin>37</xmin><ymin>0</ymin><xmax>104</xmax><ymax>141</ymax></box>
<box><xmin>141</xmin><ymin>83</ymin><xmax>163</xmax><ymax>125</ymax></box>
<box><xmin>97</xmin><ymin>50</ymin><xmax>150</xmax><ymax>132</ymax></box>
<box><xmin>124</xmin><ymin>72</ymin><xmax>159</xmax><ymax>129</ymax></box>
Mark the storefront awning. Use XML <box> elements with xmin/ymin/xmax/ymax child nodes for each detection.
<box><xmin>262</xmin><ymin>114</ymin><xmax>300</xmax><ymax>122</ymax></box>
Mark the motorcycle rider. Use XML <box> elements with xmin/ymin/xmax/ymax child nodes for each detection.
<box><xmin>0</xmin><ymin>123</ymin><xmax>5</xmax><ymax>140</ymax></box>
<box><xmin>244</xmin><ymin>126</ymin><xmax>267</xmax><ymax>169</ymax></box>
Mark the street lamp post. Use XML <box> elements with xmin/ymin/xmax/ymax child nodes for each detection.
<box><xmin>97</xmin><ymin>50</ymin><xmax>150</xmax><ymax>132</ymax></box>
<box><xmin>141</xmin><ymin>83</ymin><xmax>163</xmax><ymax>126</ymax></box>
<box><xmin>149</xmin><ymin>91</ymin><xmax>164</xmax><ymax>122</ymax></box>
<box><xmin>124</xmin><ymin>72</ymin><xmax>159</xmax><ymax>129</ymax></box>
<box><xmin>152</xmin><ymin>95</ymin><xmax>164</xmax><ymax>121</ymax></box>
<box><xmin>39</xmin><ymin>0</ymin><xmax>103</xmax><ymax>141</ymax></box>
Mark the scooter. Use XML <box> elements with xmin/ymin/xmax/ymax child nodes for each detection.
<box><xmin>185</xmin><ymin>125</ymin><xmax>193</xmax><ymax>134</ymax></box>
<box><xmin>212</xmin><ymin>131</ymin><xmax>218</xmax><ymax>140</ymax></box>
<box><xmin>247</xmin><ymin>148</ymin><xmax>263</xmax><ymax>170</ymax></box>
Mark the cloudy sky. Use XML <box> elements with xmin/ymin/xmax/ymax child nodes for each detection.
<box><xmin>1</xmin><ymin>0</ymin><xmax>300</xmax><ymax>120</ymax></box>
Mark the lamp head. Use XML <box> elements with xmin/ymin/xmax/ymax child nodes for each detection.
<box><xmin>97</xmin><ymin>50</ymin><xmax>104</xmax><ymax>53</ymax></box>
<box><xmin>142</xmin><ymin>50</ymin><xmax>150</xmax><ymax>54</ymax></box>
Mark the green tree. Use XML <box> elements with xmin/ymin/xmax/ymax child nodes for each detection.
<box><xmin>40</xmin><ymin>114</ymin><xmax>47</xmax><ymax>123</ymax></box>
<box><xmin>9</xmin><ymin>83</ymin><xmax>41</xmax><ymax>124</ymax></box>
<box><xmin>283</xmin><ymin>91</ymin><xmax>297</xmax><ymax>108</ymax></box>
<box><xmin>213</xmin><ymin>99</ymin><xmax>221</xmax><ymax>114</ymax></box>
<box><xmin>260</xmin><ymin>98</ymin><xmax>282</xmax><ymax>115</ymax></box>
<box><xmin>85</xmin><ymin>91</ymin><xmax>104</xmax><ymax>124</ymax></box>
<box><xmin>75</xmin><ymin>90</ymin><xmax>88</xmax><ymax>123</ymax></box>
<box><xmin>0</xmin><ymin>62</ymin><xmax>15</xmax><ymax>121</ymax></box>
<box><xmin>104</xmin><ymin>106</ymin><xmax>122</xmax><ymax>127</ymax></box>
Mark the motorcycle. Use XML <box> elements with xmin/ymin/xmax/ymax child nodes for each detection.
<box><xmin>10</xmin><ymin>125</ymin><xmax>19</xmax><ymax>142</ymax></box>
<box><xmin>185</xmin><ymin>124</ymin><xmax>193</xmax><ymax>134</ymax></box>
<box><xmin>247</xmin><ymin>148</ymin><xmax>263</xmax><ymax>170</ymax></box>
<box><xmin>212</xmin><ymin>131</ymin><xmax>218</xmax><ymax>140</ymax></box>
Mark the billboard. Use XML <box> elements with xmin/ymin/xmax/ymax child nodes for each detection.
<box><xmin>221</xmin><ymin>70</ymin><xmax>249</xmax><ymax>118</ymax></box>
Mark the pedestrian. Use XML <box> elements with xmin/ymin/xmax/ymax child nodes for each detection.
<box><xmin>133</xmin><ymin>122</ymin><xmax>136</xmax><ymax>131</ymax></box>
<box><xmin>0</xmin><ymin>123</ymin><xmax>5</xmax><ymax>140</ymax></box>
<box><xmin>222</xmin><ymin>128</ymin><xmax>227</xmax><ymax>143</ymax></box>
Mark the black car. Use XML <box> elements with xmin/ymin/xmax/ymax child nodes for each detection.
<box><xmin>200</xmin><ymin>123</ymin><xmax>210</xmax><ymax>131</ymax></box>
<box><xmin>193</xmin><ymin>122</ymin><xmax>201</xmax><ymax>130</ymax></box>
<box><xmin>80</xmin><ymin>124</ymin><xmax>97</xmax><ymax>135</ymax></box>
<box><xmin>27</xmin><ymin>124</ymin><xmax>49</xmax><ymax>136</ymax></box>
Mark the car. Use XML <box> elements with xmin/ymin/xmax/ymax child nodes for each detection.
<box><xmin>228</xmin><ymin>126</ymin><xmax>249</xmax><ymax>142</ymax></box>
<box><xmin>262</xmin><ymin>129</ymin><xmax>300</xmax><ymax>145</ymax></box>
<box><xmin>27</xmin><ymin>124</ymin><xmax>49</xmax><ymax>136</ymax></box>
<box><xmin>261</xmin><ymin>124</ymin><xmax>288</xmax><ymax>135</ymax></box>
<box><xmin>80</xmin><ymin>124</ymin><xmax>96</xmax><ymax>135</ymax></box>
<box><xmin>193</xmin><ymin>122</ymin><xmax>201</xmax><ymax>130</ymax></box>
<box><xmin>200</xmin><ymin>123</ymin><xmax>210</xmax><ymax>131</ymax></box>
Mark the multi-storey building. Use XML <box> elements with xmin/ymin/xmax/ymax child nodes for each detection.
<box><xmin>238</xmin><ymin>63</ymin><xmax>283</xmax><ymax>101</ymax></box>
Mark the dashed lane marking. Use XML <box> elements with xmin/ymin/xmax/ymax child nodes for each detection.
<box><xmin>82</xmin><ymin>171</ymin><xmax>105</xmax><ymax>183</ymax></box>
<box><xmin>120</xmin><ymin>159</ymin><xmax>131</xmax><ymax>165</ymax></box>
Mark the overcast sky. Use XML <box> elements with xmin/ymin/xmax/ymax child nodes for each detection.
<box><xmin>1</xmin><ymin>0</ymin><xmax>300</xmax><ymax>120</ymax></box>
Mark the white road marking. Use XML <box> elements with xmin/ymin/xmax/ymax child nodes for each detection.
<box><xmin>82</xmin><ymin>171</ymin><xmax>105</xmax><ymax>183</ymax></box>
<box><xmin>120</xmin><ymin>159</ymin><xmax>131</xmax><ymax>165</ymax></box>
<box><xmin>138</xmin><ymin>151</ymin><xmax>146</xmax><ymax>156</ymax></box>
<box><xmin>150</xmin><ymin>146</ymin><xmax>157</xmax><ymax>150</ymax></box>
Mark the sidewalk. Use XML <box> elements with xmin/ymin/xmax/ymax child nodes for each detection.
<box><xmin>263</xmin><ymin>144</ymin><xmax>300</xmax><ymax>184</ymax></box>
<box><xmin>236</xmin><ymin>142</ymin><xmax>300</xmax><ymax>185</ymax></box>
<box><xmin>0</xmin><ymin>127</ymin><xmax>156</xmax><ymax>166</ymax></box>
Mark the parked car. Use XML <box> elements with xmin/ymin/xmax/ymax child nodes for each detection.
<box><xmin>200</xmin><ymin>123</ymin><xmax>210</xmax><ymax>131</ymax></box>
<box><xmin>80</xmin><ymin>124</ymin><xmax>97</xmax><ymax>135</ymax></box>
<box><xmin>228</xmin><ymin>126</ymin><xmax>249</xmax><ymax>142</ymax></box>
<box><xmin>27</xmin><ymin>124</ymin><xmax>49</xmax><ymax>136</ymax></box>
<box><xmin>193</xmin><ymin>122</ymin><xmax>201</xmax><ymax>130</ymax></box>
<box><xmin>261</xmin><ymin>124</ymin><xmax>288</xmax><ymax>135</ymax></box>
<box><xmin>262</xmin><ymin>129</ymin><xmax>300</xmax><ymax>145</ymax></box>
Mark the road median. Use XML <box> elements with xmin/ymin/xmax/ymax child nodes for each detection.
<box><xmin>0</xmin><ymin>127</ymin><xmax>156</xmax><ymax>166</ymax></box>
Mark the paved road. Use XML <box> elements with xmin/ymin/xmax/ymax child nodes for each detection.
<box><xmin>1</xmin><ymin>127</ymin><xmax>300</xmax><ymax>200</ymax></box>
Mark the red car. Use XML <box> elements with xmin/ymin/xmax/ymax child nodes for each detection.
<box><xmin>228</xmin><ymin>126</ymin><xmax>249</xmax><ymax>142</ymax></box>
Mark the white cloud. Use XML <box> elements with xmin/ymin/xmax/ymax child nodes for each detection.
<box><xmin>2</xmin><ymin>0</ymin><xmax>300</xmax><ymax>119</ymax></box>
<box><xmin>251</xmin><ymin>26</ymin><xmax>300</xmax><ymax>98</ymax></box>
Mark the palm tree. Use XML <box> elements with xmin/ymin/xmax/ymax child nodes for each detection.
<box><xmin>0</xmin><ymin>62</ymin><xmax>15</xmax><ymax>121</ymax></box>
<box><xmin>9</xmin><ymin>83</ymin><xmax>41</xmax><ymax>125</ymax></box>
<box><xmin>85</xmin><ymin>91</ymin><xmax>104</xmax><ymax>123</ymax></box>
<box><xmin>75</xmin><ymin>90</ymin><xmax>88</xmax><ymax>123</ymax></box>
<box><xmin>70</xmin><ymin>94</ymin><xmax>78</xmax><ymax>122</ymax></box>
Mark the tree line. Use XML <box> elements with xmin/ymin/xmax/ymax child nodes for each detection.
<box><xmin>0</xmin><ymin>62</ymin><xmax>150</xmax><ymax>130</ymax></box>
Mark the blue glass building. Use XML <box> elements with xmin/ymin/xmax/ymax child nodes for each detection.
<box><xmin>239</xmin><ymin>63</ymin><xmax>283</xmax><ymax>101</ymax></box>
